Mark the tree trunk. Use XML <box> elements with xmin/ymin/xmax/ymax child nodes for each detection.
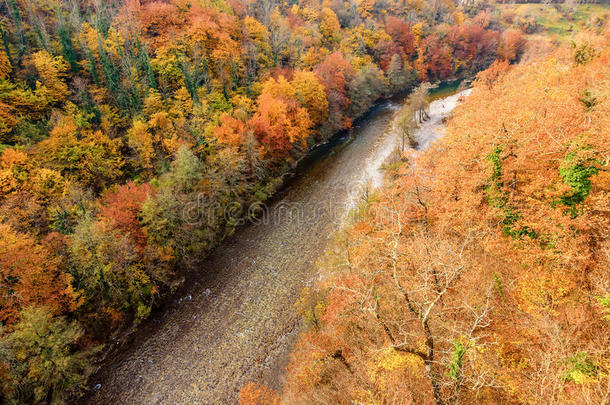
<box><xmin>424</xmin><ymin>321</ymin><xmax>444</xmax><ymax>405</ymax></box>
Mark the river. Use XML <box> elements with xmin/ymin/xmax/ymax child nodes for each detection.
<box><xmin>86</xmin><ymin>89</ymin><xmax>470</xmax><ymax>404</ymax></box>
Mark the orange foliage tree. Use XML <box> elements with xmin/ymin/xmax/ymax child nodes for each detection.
<box><xmin>249</xmin><ymin>76</ymin><xmax>312</xmax><ymax>159</ymax></box>
<box><xmin>0</xmin><ymin>224</ymin><xmax>76</xmax><ymax>324</ymax></box>
<box><xmin>238</xmin><ymin>382</ymin><xmax>280</xmax><ymax>405</ymax></box>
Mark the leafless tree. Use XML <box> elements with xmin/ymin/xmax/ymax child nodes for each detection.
<box><xmin>409</xmin><ymin>82</ymin><xmax>433</xmax><ymax>124</ymax></box>
<box><xmin>330</xmin><ymin>192</ymin><xmax>500</xmax><ymax>404</ymax></box>
<box><xmin>396</xmin><ymin>104</ymin><xmax>419</xmax><ymax>151</ymax></box>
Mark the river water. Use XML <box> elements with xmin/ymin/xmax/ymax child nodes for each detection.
<box><xmin>86</xmin><ymin>89</ymin><xmax>470</xmax><ymax>404</ymax></box>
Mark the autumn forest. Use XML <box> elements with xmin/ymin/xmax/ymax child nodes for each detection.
<box><xmin>0</xmin><ymin>0</ymin><xmax>608</xmax><ymax>403</ymax></box>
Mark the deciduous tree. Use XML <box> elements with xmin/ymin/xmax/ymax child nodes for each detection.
<box><xmin>0</xmin><ymin>307</ymin><xmax>98</xmax><ymax>404</ymax></box>
<box><xmin>0</xmin><ymin>224</ymin><xmax>76</xmax><ymax>325</ymax></box>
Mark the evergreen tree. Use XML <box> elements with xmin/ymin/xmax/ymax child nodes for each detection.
<box><xmin>56</xmin><ymin>8</ymin><xmax>79</xmax><ymax>73</ymax></box>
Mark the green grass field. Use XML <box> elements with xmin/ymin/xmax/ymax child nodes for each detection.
<box><xmin>498</xmin><ymin>3</ymin><xmax>609</xmax><ymax>38</ymax></box>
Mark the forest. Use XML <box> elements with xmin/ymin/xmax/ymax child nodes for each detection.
<box><xmin>275</xmin><ymin>22</ymin><xmax>610</xmax><ymax>405</ymax></box>
<box><xmin>0</xmin><ymin>0</ymin><xmax>607</xmax><ymax>403</ymax></box>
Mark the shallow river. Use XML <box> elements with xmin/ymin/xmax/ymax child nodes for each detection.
<box><xmin>86</xmin><ymin>89</ymin><xmax>470</xmax><ymax>404</ymax></box>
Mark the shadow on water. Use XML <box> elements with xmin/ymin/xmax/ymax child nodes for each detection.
<box><xmin>429</xmin><ymin>78</ymin><xmax>469</xmax><ymax>101</ymax></box>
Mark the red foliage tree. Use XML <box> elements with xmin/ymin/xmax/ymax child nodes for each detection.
<box><xmin>385</xmin><ymin>16</ymin><xmax>415</xmax><ymax>58</ymax></box>
<box><xmin>374</xmin><ymin>38</ymin><xmax>400</xmax><ymax>71</ymax></box>
<box><xmin>101</xmin><ymin>182</ymin><xmax>154</xmax><ymax>250</ymax></box>
<box><xmin>314</xmin><ymin>52</ymin><xmax>355</xmax><ymax>131</ymax></box>
<box><xmin>421</xmin><ymin>34</ymin><xmax>454</xmax><ymax>81</ymax></box>
<box><xmin>498</xmin><ymin>29</ymin><xmax>526</xmax><ymax>62</ymax></box>
<box><xmin>448</xmin><ymin>23</ymin><xmax>499</xmax><ymax>75</ymax></box>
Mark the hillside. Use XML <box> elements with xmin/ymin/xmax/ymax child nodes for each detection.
<box><xmin>280</xmin><ymin>29</ymin><xmax>610</xmax><ymax>404</ymax></box>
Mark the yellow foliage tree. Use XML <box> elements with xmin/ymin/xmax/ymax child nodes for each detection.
<box><xmin>30</xmin><ymin>50</ymin><xmax>70</xmax><ymax>105</ymax></box>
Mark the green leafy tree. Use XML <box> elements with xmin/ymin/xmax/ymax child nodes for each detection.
<box><xmin>69</xmin><ymin>217</ymin><xmax>158</xmax><ymax>332</ymax></box>
<box><xmin>395</xmin><ymin>104</ymin><xmax>418</xmax><ymax>151</ymax></box>
<box><xmin>348</xmin><ymin>63</ymin><xmax>386</xmax><ymax>118</ymax></box>
<box><xmin>141</xmin><ymin>146</ymin><xmax>218</xmax><ymax>265</ymax></box>
<box><xmin>387</xmin><ymin>54</ymin><xmax>415</xmax><ymax>94</ymax></box>
<box><xmin>0</xmin><ymin>307</ymin><xmax>98</xmax><ymax>404</ymax></box>
<box><xmin>557</xmin><ymin>146</ymin><xmax>600</xmax><ymax>216</ymax></box>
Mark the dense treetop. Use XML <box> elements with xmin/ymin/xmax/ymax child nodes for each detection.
<box><xmin>0</xmin><ymin>0</ymin><xmax>605</xmax><ymax>402</ymax></box>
